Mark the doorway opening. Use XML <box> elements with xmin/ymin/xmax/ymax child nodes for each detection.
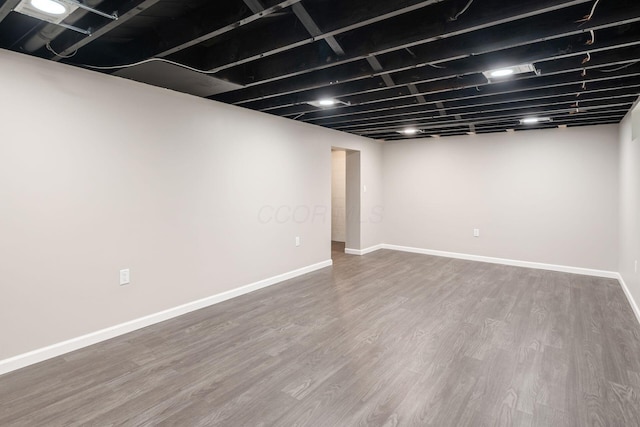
<box><xmin>331</xmin><ymin>148</ymin><xmax>360</xmax><ymax>259</ymax></box>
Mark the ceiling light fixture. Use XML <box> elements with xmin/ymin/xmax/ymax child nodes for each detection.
<box><xmin>306</xmin><ymin>98</ymin><xmax>350</xmax><ymax>108</ymax></box>
<box><xmin>490</xmin><ymin>69</ymin><xmax>514</xmax><ymax>78</ymax></box>
<box><xmin>396</xmin><ymin>128</ymin><xmax>421</xmax><ymax>135</ymax></box>
<box><xmin>30</xmin><ymin>0</ymin><xmax>66</xmax><ymax>14</ymax></box>
<box><xmin>482</xmin><ymin>64</ymin><xmax>539</xmax><ymax>82</ymax></box>
<box><xmin>520</xmin><ymin>117</ymin><xmax>552</xmax><ymax>125</ymax></box>
<box><xmin>14</xmin><ymin>0</ymin><xmax>117</xmax><ymax>32</ymax></box>
<box><xmin>318</xmin><ymin>99</ymin><xmax>336</xmax><ymax>106</ymax></box>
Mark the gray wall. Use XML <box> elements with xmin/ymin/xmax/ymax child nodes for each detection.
<box><xmin>0</xmin><ymin>46</ymin><xmax>631</xmax><ymax>362</ymax></box>
<box><xmin>619</xmin><ymin>108</ymin><xmax>640</xmax><ymax>305</ymax></box>
<box><xmin>331</xmin><ymin>151</ymin><xmax>346</xmax><ymax>242</ymax></box>
<box><xmin>382</xmin><ymin>126</ymin><xmax>620</xmax><ymax>271</ymax></box>
<box><xmin>0</xmin><ymin>49</ymin><xmax>383</xmax><ymax>359</ymax></box>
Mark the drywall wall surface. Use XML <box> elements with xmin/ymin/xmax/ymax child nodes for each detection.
<box><xmin>0</xmin><ymin>49</ymin><xmax>382</xmax><ymax>359</ymax></box>
<box><xmin>619</xmin><ymin>110</ymin><xmax>640</xmax><ymax>302</ymax></box>
<box><xmin>331</xmin><ymin>151</ymin><xmax>346</xmax><ymax>242</ymax></box>
<box><xmin>345</xmin><ymin>151</ymin><xmax>362</xmax><ymax>250</ymax></box>
<box><xmin>383</xmin><ymin>126</ymin><xmax>619</xmax><ymax>271</ymax></box>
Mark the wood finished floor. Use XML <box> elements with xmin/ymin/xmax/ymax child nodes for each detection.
<box><xmin>2</xmin><ymin>243</ymin><xmax>640</xmax><ymax>426</ymax></box>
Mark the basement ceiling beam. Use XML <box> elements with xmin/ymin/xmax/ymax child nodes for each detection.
<box><xmin>374</xmin><ymin>112</ymin><xmax>629</xmax><ymax>139</ymax></box>
<box><xmin>156</xmin><ymin>0</ymin><xmax>303</xmax><ymax>58</ymax></box>
<box><xmin>0</xmin><ymin>0</ymin><xmax>19</xmax><ymax>24</ymax></box>
<box><xmin>365</xmin><ymin>56</ymin><xmax>395</xmax><ymax>87</ymax></box>
<box><xmin>256</xmin><ymin>36</ymin><xmax>640</xmax><ymax>114</ymax></box>
<box><xmin>333</xmin><ymin>94</ymin><xmax>639</xmax><ymax>132</ymax></box>
<box><xmin>291</xmin><ymin>2</ymin><xmax>345</xmax><ymax>56</ymax></box>
<box><xmin>274</xmin><ymin>60</ymin><xmax>640</xmax><ymax>118</ymax></box>
<box><xmin>356</xmin><ymin>103</ymin><xmax>632</xmax><ymax>135</ymax></box>
<box><xmin>242</xmin><ymin>0</ymin><xmax>265</xmax><ymax>14</ymax></box>
<box><xmin>110</xmin><ymin>0</ymin><xmax>448</xmax><ymax>72</ymax></box>
<box><xmin>302</xmin><ymin>73</ymin><xmax>640</xmax><ymax>127</ymax></box>
<box><xmin>50</xmin><ymin>0</ymin><xmax>163</xmax><ymax>61</ymax></box>
<box><xmin>314</xmin><ymin>82</ymin><xmax>640</xmax><ymax>127</ymax></box>
<box><xmin>383</xmin><ymin>115</ymin><xmax>625</xmax><ymax>139</ymax></box>
<box><xmin>202</xmin><ymin>0</ymin><xmax>451</xmax><ymax>73</ymax></box>
<box><xmin>216</xmin><ymin>3</ymin><xmax>640</xmax><ymax>106</ymax></box>
<box><xmin>212</xmin><ymin>0</ymin><xmax>596</xmax><ymax>96</ymax></box>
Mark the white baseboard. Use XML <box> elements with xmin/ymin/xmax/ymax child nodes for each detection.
<box><xmin>0</xmin><ymin>259</ymin><xmax>333</xmax><ymax>376</ymax></box>
<box><xmin>617</xmin><ymin>273</ymin><xmax>640</xmax><ymax>326</ymax></box>
<box><xmin>345</xmin><ymin>244</ymin><xmax>384</xmax><ymax>256</ymax></box>
<box><xmin>381</xmin><ymin>244</ymin><xmax>619</xmax><ymax>279</ymax></box>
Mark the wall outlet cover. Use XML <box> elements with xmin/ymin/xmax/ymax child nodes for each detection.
<box><xmin>119</xmin><ymin>269</ymin><xmax>130</xmax><ymax>286</ymax></box>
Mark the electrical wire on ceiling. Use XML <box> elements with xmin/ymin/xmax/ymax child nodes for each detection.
<box><xmin>577</xmin><ymin>0</ymin><xmax>601</xmax><ymax>25</ymax></box>
<box><xmin>582</xmin><ymin>52</ymin><xmax>591</xmax><ymax>64</ymax></box>
<box><xmin>586</xmin><ymin>30</ymin><xmax>595</xmax><ymax>45</ymax></box>
<box><xmin>449</xmin><ymin>0</ymin><xmax>474</xmax><ymax>21</ymax></box>
<box><xmin>570</xmin><ymin>100</ymin><xmax>581</xmax><ymax>114</ymax></box>
<box><xmin>598</xmin><ymin>61</ymin><xmax>640</xmax><ymax>72</ymax></box>
<box><xmin>80</xmin><ymin>57</ymin><xmax>221</xmax><ymax>74</ymax></box>
<box><xmin>404</xmin><ymin>47</ymin><xmax>417</xmax><ymax>58</ymax></box>
<box><xmin>46</xmin><ymin>42</ymin><xmax>77</xmax><ymax>59</ymax></box>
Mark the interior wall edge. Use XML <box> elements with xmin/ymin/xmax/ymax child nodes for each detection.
<box><xmin>344</xmin><ymin>244</ymin><xmax>384</xmax><ymax>256</ymax></box>
<box><xmin>617</xmin><ymin>273</ymin><xmax>640</xmax><ymax>327</ymax></box>
<box><xmin>0</xmin><ymin>259</ymin><xmax>332</xmax><ymax>377</ymax></box>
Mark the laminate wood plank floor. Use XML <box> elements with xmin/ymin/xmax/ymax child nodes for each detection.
<box><xmin>2</xmin><ymin>242</ymin><xmax>640</xmax><ymax>426</ymax></box>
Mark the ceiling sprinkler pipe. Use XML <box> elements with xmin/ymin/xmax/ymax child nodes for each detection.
<box><xmin>22</xmin><ymin>0</ymin><xmax>105</xmax><ymax>53</ymax></box>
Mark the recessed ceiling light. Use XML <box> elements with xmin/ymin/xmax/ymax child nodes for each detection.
<box><xmin>14</xmin><ymin>0</ymin><xmax>78</xmax><ymax>24</ymax></box>
<box><xmin>490</xmin><ymin>69</ymin><xmax>514</xmax><ymax>78</ymax></box>
<box><xmin>30</xmin><ymin>0</ymin><xmax>67</xmax><ymax>14</ymax></box>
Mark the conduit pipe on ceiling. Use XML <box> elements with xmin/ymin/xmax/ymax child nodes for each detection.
<box><xmin>22</xmin><ymin>0</ymin><xmax>106</xmax><ymax>52</ymax></box>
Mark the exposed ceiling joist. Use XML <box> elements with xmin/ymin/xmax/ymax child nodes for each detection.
<box><xmin>291</xmin><ymin>2</ymin><xmax>345</xmax><ymax>56</ymax></box>
<box><xmin>0</xmin><ymin>0</ymin><xmax>20</xmax><ymax>24</ymax></box>
<box><xmin>49</xmin><ymin>0</ymin><xmax>163</xmax><ymax>61</ymax></box>
<box><xmin>156</xmin><ymin>0</ymin><xmax>304</xmax><ymax>59</ymax></box>
<box><xmin>1</xmin><ymin>0</ymin><xmax>637</xmax><ymax>139</ymax></box>
<box><xmin>217</xmin><ymin>3</ymin><xmax>640</xmax><ymax>107</ymax></box>
<box><xmin>212</xmin><ymin>0</ymin><xmax>595</xmax><ymax>95</ymax></box>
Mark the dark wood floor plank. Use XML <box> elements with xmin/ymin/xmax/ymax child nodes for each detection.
<box><xmin>2</xmin><ymin>242</ymin><xmax>640</xmax><ymax>426</ymax></box>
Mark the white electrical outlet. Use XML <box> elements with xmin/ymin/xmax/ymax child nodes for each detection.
<box><xmin>295</xmin><ymin>236</ymin><xmax>301</xmax><ymax>247</ymax></box>
<box><xmin>473</xmin><ymin>229</ymin><xmax>480</xmax><ymax>237</ymax></box>
<box><xmin>119</xmin><ymin>269</ymin><xmax>130</xmax><ymax>286</ymax></box>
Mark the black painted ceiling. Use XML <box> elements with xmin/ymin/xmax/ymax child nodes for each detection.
<box><xmin>1</xmin><ymin>0</ymin><xmax>639</xmax><ymax>140</ymax></box>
